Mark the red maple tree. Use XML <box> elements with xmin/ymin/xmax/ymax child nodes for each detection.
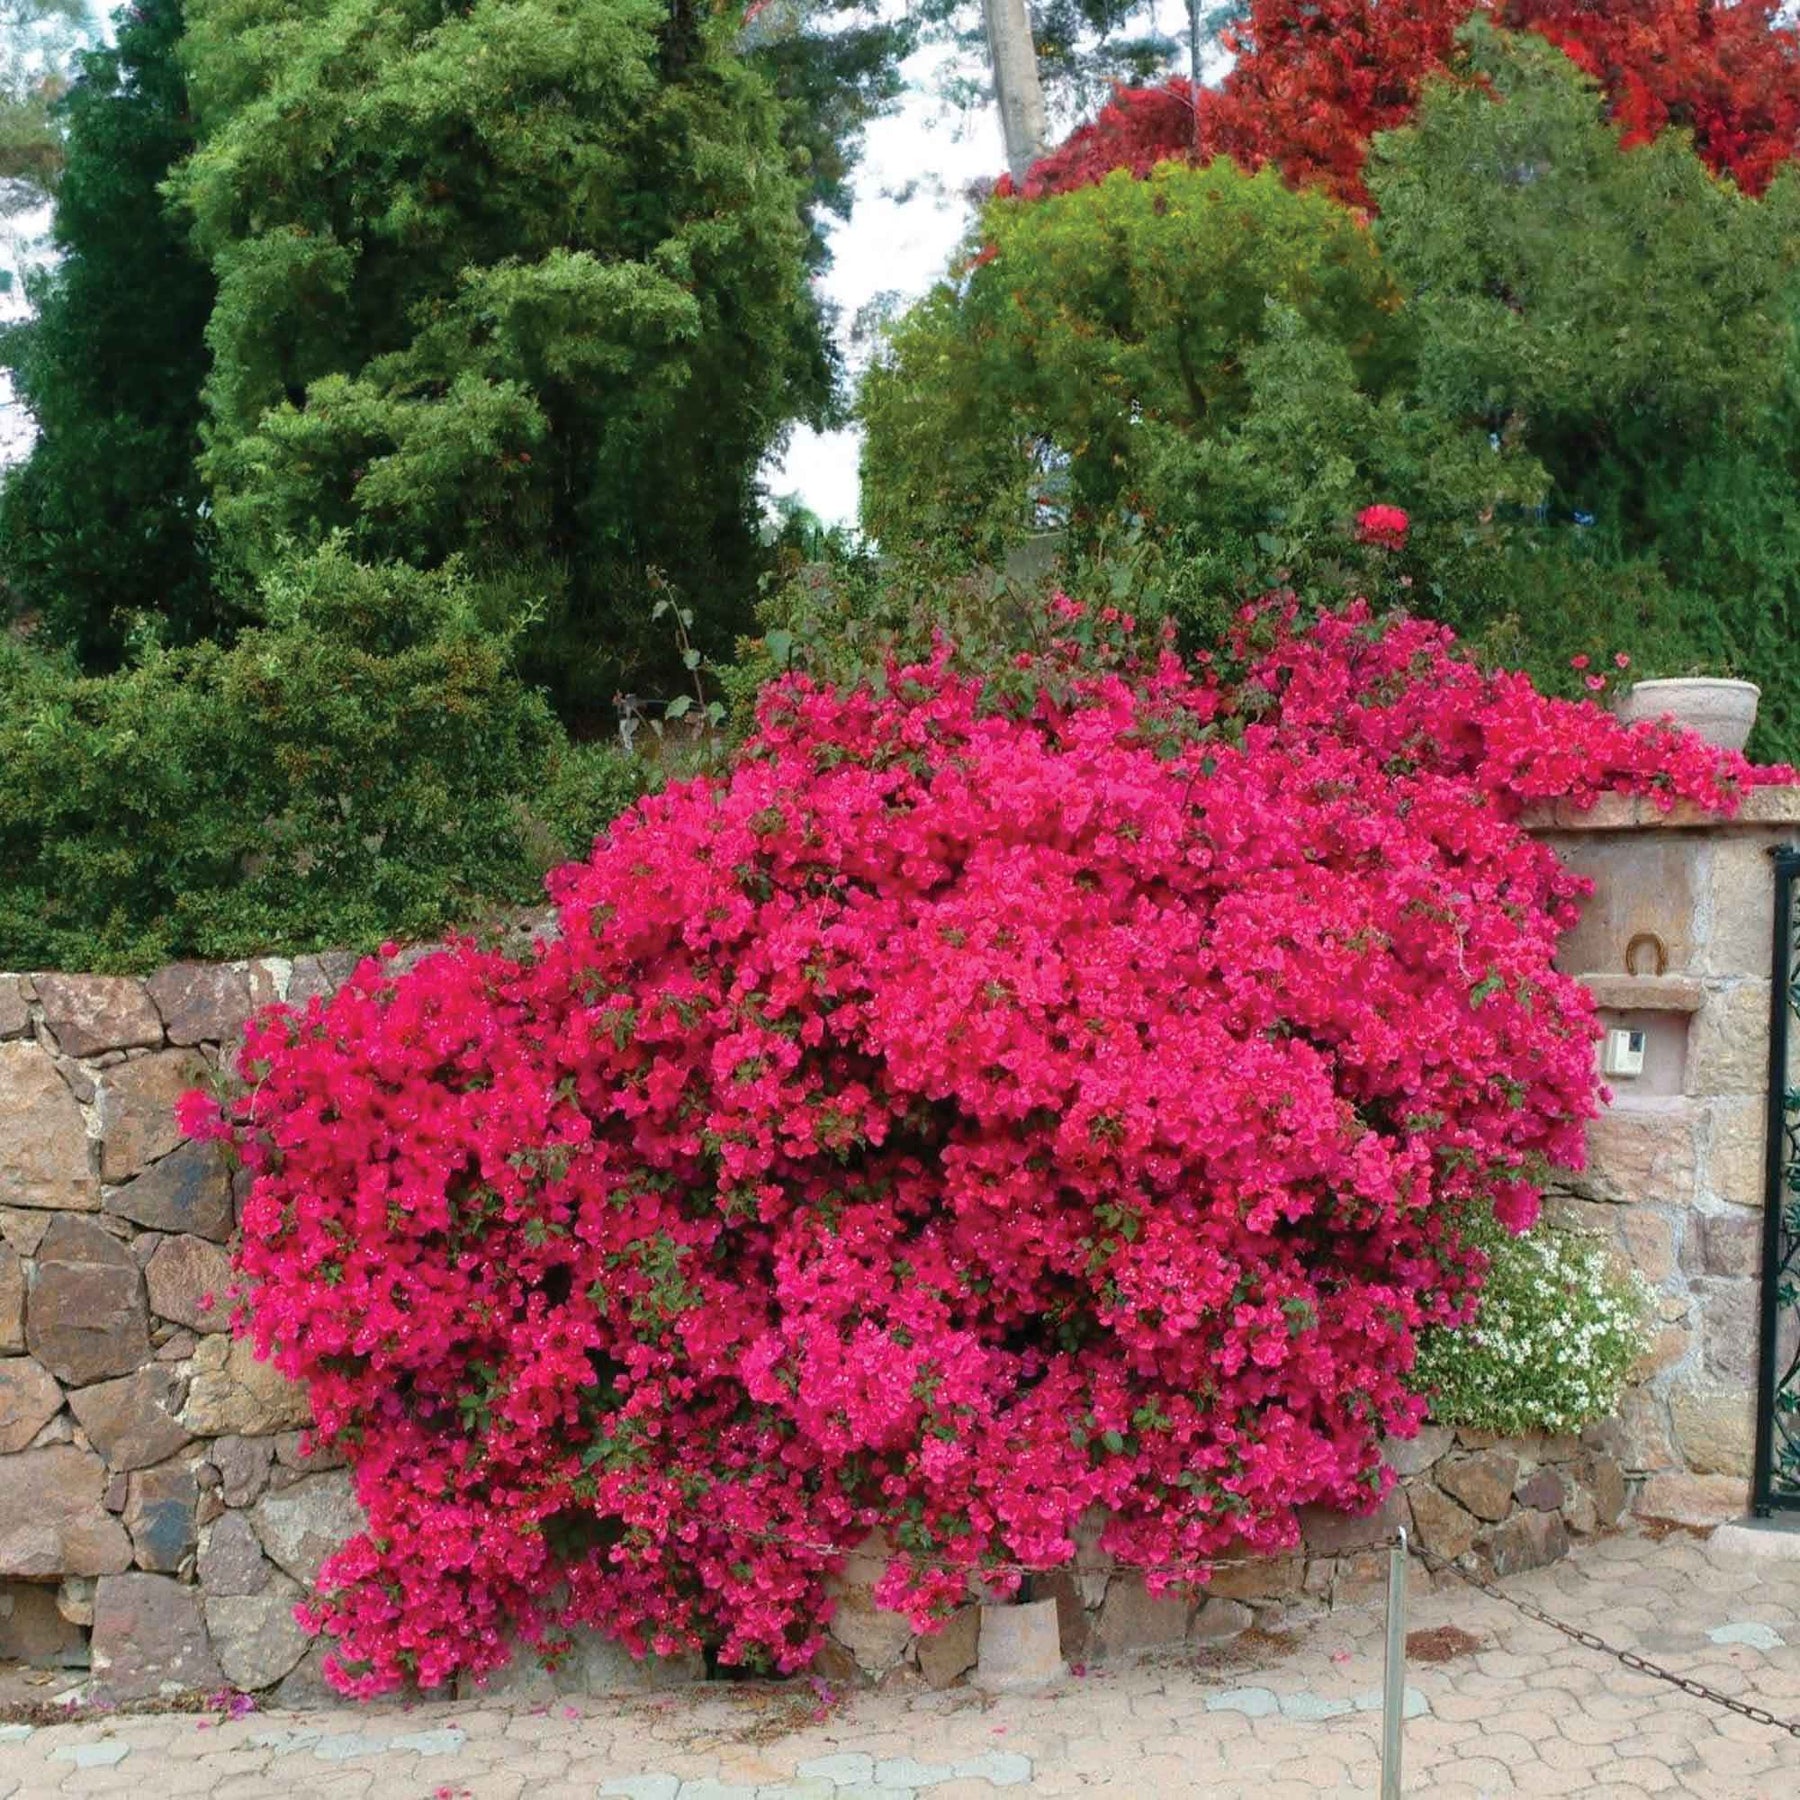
<box><xmin>1009</xmin><ymin>1</ymin><xmax>1800</xmax><ymax>206</ymax></box>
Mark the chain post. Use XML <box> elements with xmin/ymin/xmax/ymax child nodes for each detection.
<box><xmin>1381</xmin><ymin>1526</ymin><xmax>1409</xmax><ymax>1799</ymax></box>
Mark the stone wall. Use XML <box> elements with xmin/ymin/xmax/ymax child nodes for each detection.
<box><xmin>1</xmin><ymin>789</ymin><xmax>1794</xmax><ymax>1697</ymax></box>
<box><xmin>821</xmin><ymin>1429</ymin><xmax>1628</xmax><ymax>1687</ymax></box>
<box><xmin>0</xmin><ymin>956</ymin><xmax>360</xmax><ymax>1701</ymax></box>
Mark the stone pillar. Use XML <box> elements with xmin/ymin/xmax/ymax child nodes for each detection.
<box><xmin>1527</xmin><ymin>790</ymin><xmax>1800</xmax><ymax>1524</ymax></box>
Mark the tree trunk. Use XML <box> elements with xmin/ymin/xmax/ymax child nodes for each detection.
<box><xmin>983</xmin><ymin>0</ymin><xmax>1048</xmax><ymax>185</ymax></box>
<box><xmin>1187</xmin><ymin>0</ymin><xmax>1205</xmax><ymax>147</ymax></box>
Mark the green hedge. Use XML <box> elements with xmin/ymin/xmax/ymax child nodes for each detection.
<box><xmin>0</xmin><ymin>545</ymin><xmax>644</xmax><ymax>972</ymax></box>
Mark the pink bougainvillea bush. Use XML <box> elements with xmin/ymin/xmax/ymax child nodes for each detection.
<box><xmin>192</xmin><ymin>600</ymin><xmax>1786</xmax><ymax>1696</ymax></box>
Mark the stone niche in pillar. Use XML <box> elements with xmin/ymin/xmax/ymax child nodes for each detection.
<box><xmin>1584</xmin><ymin>984</ymin><xmax>1699</xmax><ymax>1102</ymax></box>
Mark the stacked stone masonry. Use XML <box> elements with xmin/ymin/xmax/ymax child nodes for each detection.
<box><xmin>816</xmin><ymin>1431</ymin><xmax>1629</xmax><ymax>1687</ymax></box>
<box><xmin>0</xmin><ymin>954</ymin><xmax>363</xmax><ymax>1703</ymax></box>
<box><xmin>0</xmin><ymin>791</ymin><xmax>1794</xmax><ymax>1697</ymax></box>
<box><xmin>1530</xmin><ymin>788</ymin><xmax>1800</xmax><ymax>1529</ymax></box>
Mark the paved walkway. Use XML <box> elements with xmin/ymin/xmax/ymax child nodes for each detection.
<box><xmin>2</xmin><ymin>1529</ymin><xmax>1798</xmax><ymax>1799</ymax></box>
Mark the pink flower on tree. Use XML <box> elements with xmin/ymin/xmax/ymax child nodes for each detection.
<box><xmin>1356</xmin><ymin>504</ymin><xmax>1410</xmax><ymax>550</ymax></box>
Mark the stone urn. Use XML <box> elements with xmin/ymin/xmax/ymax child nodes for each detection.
<box><xmin>1614</xmin><ymin>677</ymin><xmax>1761</xmax><ymax>752</ymax></box>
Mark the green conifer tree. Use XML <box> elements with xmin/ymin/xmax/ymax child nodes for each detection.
<box><xmin>0</xmin><ymin>0</ymin><xmax>217</xmax><ymax>662</ymax></box>
<box><xmin>174</xmin><ymin>0</ymin><xmax>844</xmax><ymax>717</ymax></box>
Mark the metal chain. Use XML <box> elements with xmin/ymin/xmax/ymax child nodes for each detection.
<box><xmin>1409</xmin><ymin>1540</ymin><xmax>1800</xmax><ymax>1741</ymax></box>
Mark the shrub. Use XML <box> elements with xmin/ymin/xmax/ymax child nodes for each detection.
<box><xmin>199</xmin><ymin>598</ymin><xmax>1784</xmax><ymax>1697</ymax></box>
<box><xmin>528</xmin><ymin>738</ymin><xmax>650</xmax><ymax>871</ymax></box>
<box><xmin>1412</xmin><ymin>1222</ymin><xmax>1653</xmax><ymax>1437</ymax></box>
<box><xmin>0</xmin><ymin>544</ymin><xmax>603</xmax><ymax>971</ymax></box>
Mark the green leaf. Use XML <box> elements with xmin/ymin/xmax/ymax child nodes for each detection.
<box><xmin>1469</xmin><ymin>973</ymin><xmax>1505</xmax><ymax>1009</ymax></box>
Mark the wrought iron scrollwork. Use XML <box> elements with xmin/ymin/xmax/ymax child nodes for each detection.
<box><xmin>1754</xmin><ymin>848</ymin><xmax>1800</xmax><ymax>1514</ymax></box>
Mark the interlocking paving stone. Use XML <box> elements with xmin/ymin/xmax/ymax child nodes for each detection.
<box><xmin>386</xmin><ymin>1726</ymin><xmax>466</xmax><ymax>1755</ymax></box>
<box><xmin>1348</xmin><ymin>1686</ymin><xmax>1431</xmax><ymax>1717</ymax></box>
<box><xmin>872</xmin><ymin>1756</ymin><xmax>956</xmax><ymax>1786</ymax></box>
<box><xmin>794</xmin><ymin>1755</ymin><xmax>872</xmax><ymax>1783</ymax></box>
<box><xmin>958</xmin><ymin>1752</ymin><xmax>1032</xmax><ymax>1785</ymax></box>
<box><xmin>0</xmin><ymin>1530</ymin><xmax>1796</xmax><ymax>1797</ymax></box>
<box><xmin>48</xmin><ymin>1740</ymin><xmax>130</xmax><ymax>1767</ymax></box>
<box><xmin>1706</xmin><ymin>1620</ymin><xmax>1785</xmax><ymax>1649</ymax></box>
<box><xmin>310</xmin><ymin>1733</ymin><xmax>384</xmax><ymax>1762</ymax></box>
<box><xmin>1276</xmin><ymin>1692</ymin><xmax>1355</xmax><ymax>1721</ymax></box>
<box><xmin>1203</xmin><ymin>1685</ymin><xmax>1281</xmax><ymax>1717</ymax></box>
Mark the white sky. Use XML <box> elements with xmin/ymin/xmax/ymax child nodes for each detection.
<box><xmin>0</xmin><ymin>201</ymin><xmax>52</xmax><ymax>466</ymax></box>
<box><xmin>768</xmin><ymin>40</ymin><xmax>1011</xmax><ymax>529</ymax></box>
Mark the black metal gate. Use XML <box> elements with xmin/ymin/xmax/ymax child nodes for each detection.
<box><xmin>1754</xmin><ymin>848</ymin><xmax>1800</xmax><ymax>1515</ymax></box>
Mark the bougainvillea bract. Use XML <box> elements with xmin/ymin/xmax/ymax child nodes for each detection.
<box><xmin>196</xmin><ymin>602</ymin><xmax>1785</xmax><ymax>1696</ymax></box>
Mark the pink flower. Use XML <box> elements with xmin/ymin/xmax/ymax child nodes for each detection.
<box><xmin>1355</xmin><ymin>504</ymin><xmax>1409</xmax><ymax>549</ymax></box>
<box><xmin>199</xmin><ymin>595</ymin><xmax>1789</xmax><ymax>1698</ymax></box>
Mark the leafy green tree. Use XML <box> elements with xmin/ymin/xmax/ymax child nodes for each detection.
<box><xmin>1368</xmin><ymin>22</ymin><xmax>1800</xmax><ymax>748</ymax></box>
<box><xmin>862</xmin><ymin>157</ymin><xmax>1400</xmax><ymax>557</ymax></box>
<box><xmin>861</xmin><ymin>23</ymin><xmax>1800</xmax><ymax>758</ymax></box>
<box><xmin>859</xmin><ymin>153</ymin><xmax>1541</xmax><ymax>628</ymax></box>
<box><xmin>1374</xmin><ymin>26</ymin><xmax>1799</xmax><ymax>498</ymax></box>
<box><xmin>173</xmin><ymin>0</ymin><xmax>840</xmax><ymax>718</ymax></box>
<box><xmin>0</xmin><ymin>0</ymin><xmax>217</xmax><ymax>663</ymax></box>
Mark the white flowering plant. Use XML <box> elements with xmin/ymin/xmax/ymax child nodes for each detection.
<box><xmin>1411</xmin><ymin>1220</ymin><xmax>1655</xmax><ymax>1438</ymax></box>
